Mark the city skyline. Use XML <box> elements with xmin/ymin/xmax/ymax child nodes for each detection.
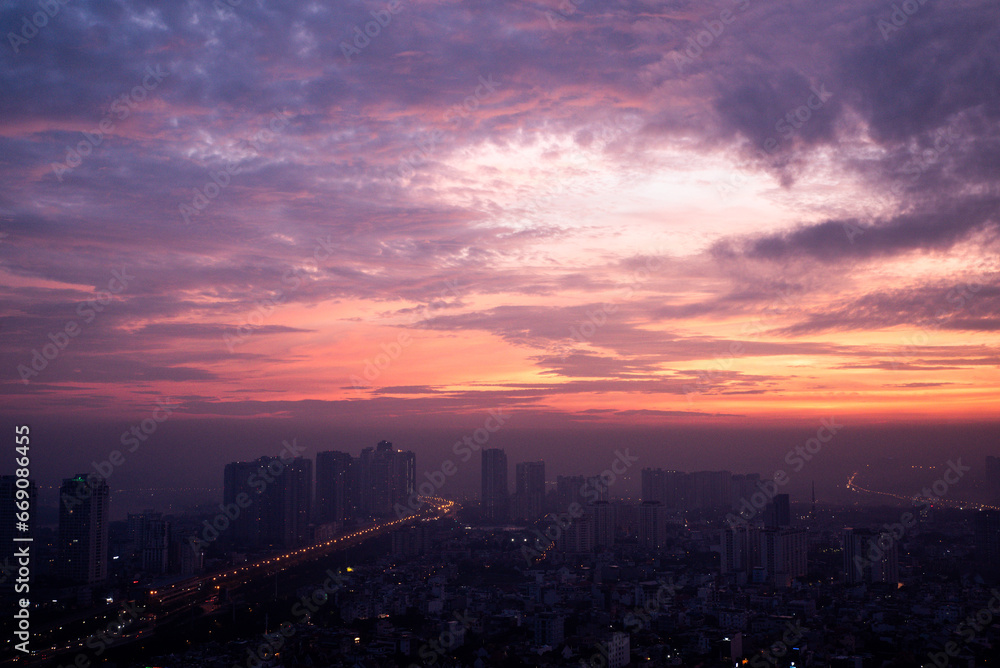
<box><xmin>8</xmin><ymin>443</ymin><xmax>1000</xmax><ymax>665</ymax></box>
<box><xmin>18</xmin><ymin>443</ymin><xmax>1000</xmax><ymax>526</ymax></box>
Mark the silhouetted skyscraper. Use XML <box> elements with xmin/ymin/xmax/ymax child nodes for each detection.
<box><xmin>843</xmin><ymin>527</ymin><xmax>898</xmax><ymax>585</ymax></box>
<box><xmin>282</xmin><ymin>457</ymin><xmax>312</xmax><ymax>547</ymax></box>
<box><xmin>584</xmin><ymin>474</ymin><xmax>609</xmax><ymax>502</ymax></box>
<box><xmin>127</xmin><ymin>510</ymin><xmax>170</xmax><ymax>574</ymax></box>
<box><xmin>639</xmin><ymin>501</ymin><xmax>665</xmax><ymax>550</ymax></box>
<box><xmin>57</xmin><ymin>474</ymin><xmax>110</xmax><ymax>585</ymax></box>
<box><xmin>643</xmin><ymin>468</ymin><xmax>735</xmax><ymax>510</ymax></box>
<box><xmin>764</xmin><ymin>494</ymin><xmax>791</xmax><ymax>528</ymax></box>
<box><xmin>720</xmin><ymin>525</ymin><xmax>751</xmax><ymax>577</ymax></box>
<box><xmin>143</xmin><ymin>515</ymin><xmax>170</xmax><ymax>574</ymax></box>
<box><xmin>224</xmin><ymin>455</ymin><xmax>311</xmax><ymax>549</ymax></box>
<box><xmin>592</xmin><ymin>500</ymin><xmax>615</xmax><ymax>548</ymax></box>
<box><xmin>482</xmin><ymin>448</ymin><xmax>508</xmax><ymax>523</ymax></box>
<box><xmin>556</xmin><ymin>475</ymin><xmax>588</xmax><ymax>510</ymax></box>
<box><xmin>987</xmin><ymin>457</ymin><xmax>1000</xmax><ymax>501</ymax></box>
<box><xmin>371</xmin><ymin>440</ymin><xmax>395</xmax><ymax>516</ymax></box>
<box><xmin>731</xmin><ymin>473</ymin><xmax>762</xmax><ymax>510</ymax></box>
<box><xmin>353</xmin><ymin>441</ymin><xmax>415</xmax><ymax>519</ymax></box>
<box><xmin>760</xmin><ymin>527</ymin><xmax>807</xmax><ymax>587</ymax></box>
<box><xmin>558</xmin><ymin>513</ymin><xmax>594</xmax><ymax>553</ymax></box>
<box><xmin>224</xmin><ymin>459</ymin><xmax>266</xmax><ymax>548</ymax></box>
<box><xmin>392</xmin><ymin>448</ymin><xmax>417</xmax><ymax>507</ymax></box>
<box><xmin>515</xmin><ymin>461</ymin><xmax>545</xmax><ymax>521</ymax></box>
<box><xmin>689</xmin><ymin>470</ymin><xmax>732</xmax><ymax>509</ymax></box>
<box><xmin>975</xmin><ymin>510</ymin><xmax>1000</xmax><ymax>568</ymax></box>
<box><xmin>316</xmin><ymin>450</ymin><xmax>353</xmax><ymax>523</ymax></box>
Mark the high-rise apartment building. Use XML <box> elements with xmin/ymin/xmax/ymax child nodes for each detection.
<box><xmin>721</xmin><ymin>525</ymin><xmax>751</xmax><ymax>577</ymax></box>
<box><xmin>57</xmin><ymin>474</ymin><xmax>110</xmax><ymax>585</ymax></box>
<box><xmin>515</xmin><ymin>461</ymin><xmax>545</xmax><ymax>521</ymax></box>
<box><xmin>843</xmin><ymin>527</ymin><xmax>898</xmax><ymax>585</ymax></box>
<box><xmin>392</xmin><ymin>448</ymin><xmax>417</xmax><ymax>507</ymax></box>
<box><xmin>481</xmin><ymin>448</ymin><xmax>508</xmax><ymax>523</ymax></box>
<box><xmin>721</xmin><ymin>525</ymin><xmax>805</xmax><ymax>586</ymax></box>
<box><xmin>315</xmin><ymin>443</ymin><xmax>416</xmax><ymax>523</ymax></box>
<box><xmin>223</xmin><ymin>455</ymin><xmax>312</xmax><ymax>549</ymax></box>
<box><xmin>764</xmin><ymin>494</ymin><xmax>791</xmax><ymax>529</ymax></box>
<box><xmin>975</xmin><ymin>510</ymin><xmax>1000</xmax><ymax>568</ymax></box>
<box><xmin>282</xmin><ymin>457</ymin><xmax>312</xmax><ymax>547</ymax></box>
<box><xmin>315</xmin><ymin>450</ymin><xmax>353</xmax><ymax>523</ymax></box>
<box><xmin>223</xmin><ymin>459</ymin><xmax>268</xmax><ymax>548</ymax></box>
<box><xmin>639</xmin><ymin>500</ymin><xmax>666</xmax><ymax>550</ymax></box>
<box><xmin>352</xmin><ymin>441</ymin><xmax>415</xmax><ymax>519</ymax></box>
<box><xmin>643</xmin><ymin>468</ymin><xmax>740</xmax><ymax>511</ymax></box>
<box><xmin>760</xmin><ymin>527</ymin><xmax>807</xmax><ymax>587</ymax></box>
<box><xmin>128</xmin><ymin>510</ymin><xmax>170</xmax><ymax>574</ymax></box>
<box><xmin>987</xmin><ymin>457</ymin><xmax>1000</xmax><ymax>501</ymax></box>
<box><xmin>731</xmin><ymin>473</ymin><xmax>762</xmax><ymax>510</ymax></box>
<box><xmin>558</xmin><ymin>513</ymin><xmax>594</xmax><ymax>553</ymax></box>
<box><xmin>556</xmin><ymin>475</ymin><xmax>588</xmax><ymax>510</ymax></box>
<box><xmin>592</xmin><ymin>500</ymin><xmax>616</xmax><ymax>548</ymax></box>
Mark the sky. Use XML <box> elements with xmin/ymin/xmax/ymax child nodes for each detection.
<box><xmin>1</xmin><ymin>0</ymin><xmax>998</xmax><ymax>511</ymax></box>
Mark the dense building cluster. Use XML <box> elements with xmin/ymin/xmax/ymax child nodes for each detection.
<box><xmin>5</xmin><ymin>453</ymin><xmax>1000</xmax><ymax>666</ymax></box>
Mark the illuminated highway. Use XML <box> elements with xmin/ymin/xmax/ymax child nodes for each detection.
<box><xmin>846</xmin><ymin>469</ymin><xmax>1000</xmax><ymax>511</ymax></box>
<box><xmin>11</xmin><ymin>497</ymin><xmax>457</xmax><ymax>666</ymax></box>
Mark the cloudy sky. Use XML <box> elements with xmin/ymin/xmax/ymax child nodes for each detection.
<box><xmin>2</xmin><ymin>0</ymin><xmax>999</xmax><ymax>500</ymax></box>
